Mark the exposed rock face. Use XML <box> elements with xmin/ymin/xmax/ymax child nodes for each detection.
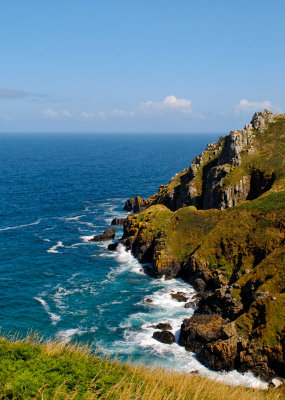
<box><xmin>89</xmin><ymin>228</ymin><xmax>116</xmax><ymax>242</ymax></box>
<box><xmin>152</xmin><ymin>330</ymin><xmax>175</xmax><ymax>344</ymax></box>
<box><xmin>124</xmin><ymin>196</ymin><xmax>148</xmax><ymax>213</ymax></box>
<box><xmin>179</xmin><ymin>314</ymin><xmax>237</xmax><ymax>352</ymax></box>
<box><xmin>124</xmin><ymin>110</ymin><xmax>275</xmax><ymax>212</ymax></box>
<box><xmin>111</xmin><ymin>217</ymin><xmax>126</xmax><ymax>225</ymax></box>
<box><xmin>251</xmin><ymin>109</ymin><xmax>274</xmax><ymax>132</ymax></box>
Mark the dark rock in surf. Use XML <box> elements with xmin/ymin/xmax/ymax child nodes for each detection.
<box><xmin>89</xmin><ymin>228</ymin><xmax>115</xmax><ymax>242</ymax></box>
<box><xmin>108</xmin><ymin>242</ymin><xmax>119</xmax><ymax>251</ymax></box>
<box><xmin>170</xmin><ymin>292</ymin><xmax>188</xmax><ymax>302</ymax></box>
<box><xmin>153</xmin><ymin>330</ymin><xmax>175</xmax><ymax>344</ymax></box>
<box><xmin>151</xmin><ymin>322</ymin><xmax>173</xmax><ymax>331</ymax></box>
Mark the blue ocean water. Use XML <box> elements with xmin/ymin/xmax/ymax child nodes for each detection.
<box><xmin>0</xmin><ymin>133</ymin><xmax>264</xmax><ymax>387</ymax></box>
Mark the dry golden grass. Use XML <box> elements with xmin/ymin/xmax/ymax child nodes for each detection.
<box><xmin>0</xmin><ymin>333</ymin><xmax>284</xmax><ymax>400</ymax></box>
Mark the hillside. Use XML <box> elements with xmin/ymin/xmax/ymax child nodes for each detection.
<box><xmin>115</xmin><ymin>110</ymin><xmax>285</xmax><ymax>380</ymax></box>
<box><xmin>0</xmin><ymin>335</ymin><xmax>283</xmax><ymax>400</ymax></box>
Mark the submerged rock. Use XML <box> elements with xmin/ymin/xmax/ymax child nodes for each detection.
<box><xmin>153</xmin><ymin>330</ymin><xmax>175</xmax><ymax>344</ymax></box>
<box><xmin>89</xmin><ymin>228</ymin><xmax>115</xmax><ymax>242</ymax></box>
<box><xmin>144</xmin><ymin>298</ymin><xmax>153</xmax><ymax>303</ymax></box>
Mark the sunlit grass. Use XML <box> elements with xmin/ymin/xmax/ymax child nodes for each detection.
<box><xmin>0</xmin><ymin>333</ymin><xmax>283</xmax><ymax>400</ymax></box>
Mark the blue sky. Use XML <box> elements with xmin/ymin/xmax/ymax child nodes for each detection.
<box><xmin>0</xmin><ymin>0</ymin><xmax>284</xmax><ymax>133</ymax></box>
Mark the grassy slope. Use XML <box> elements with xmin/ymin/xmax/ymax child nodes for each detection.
<box><xmin>0</xmin><ymin>335</ymin><xmax>283</xmax><ymax>400</ymax></box>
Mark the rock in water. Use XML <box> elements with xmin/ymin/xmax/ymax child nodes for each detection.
<box><xmin>151</xmin><ymin>322</ymin><xmax>172</xmax><ymax>330</ymax></box>
<box><xmin>153</xmin><ymin>330</ymin><xmax>175</xmax><ymax>344</ymax></box>
<box><xmin>111</xmin><ymin>217</ymin><xmax>126</xmax><ymax>225</ymax></box>
<box><xmin>108</xmin><ymin>242</ymin><xmax>119</xmax><ymax>250</ymax></box>
<box><xmin>89</xmin><ymin>228</ymin><xmax>115</xmax><ymax>242</ymax></box>
<box><xmin>171</xmin><ymin>292</ymin><xmax>188</xmax><ymax>302</ymax></box>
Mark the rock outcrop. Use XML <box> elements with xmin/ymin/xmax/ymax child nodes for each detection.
<box><xmin>89</xmin><ymin>228</ymin><xmax>116</xmax><ymax>242</ymax></box>
<box><xmin>110</xmin><ymin>111</ymin><xmax>285</xmax><ymax>381</ymax></box>
<box><xmin>111</xmin><ymin>217</ymin><xmax>126</xmax><ymax>225</ymax></box>
<box><xmin>124</xmin><ymin>110</ymin><xmax>275</xmax><ymax>212</ymax></box>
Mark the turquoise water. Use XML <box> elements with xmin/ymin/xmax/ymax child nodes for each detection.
<box><xmin>0</xmin><ymin>133</ymin><xmax>265</xmax><ymax>387</ymax></box>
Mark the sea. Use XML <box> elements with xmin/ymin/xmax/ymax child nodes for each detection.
<box><xmin>0</xmin><ymin>132</ymin><xmax>266</xmax><ymax>388</ymax></box>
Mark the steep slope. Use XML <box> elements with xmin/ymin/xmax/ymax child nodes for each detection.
<box><xmin>114</xmin><ymin>110</ymin><xmax>285</xmax><ymax>380</ymax></box>
<box><xmin>124</xmin><ymin>110</ymin><xmax>283</xmax><ymax>212</ymax></box>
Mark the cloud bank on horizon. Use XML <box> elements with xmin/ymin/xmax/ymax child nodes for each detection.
<box><xmin>39</xmin><ymin>95</ymin><xmax>281</xmax><ymax>122</ymax></box>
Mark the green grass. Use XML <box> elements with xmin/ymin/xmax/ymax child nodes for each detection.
<box><xmin>0</xmin><ymin>335</ymin><xmax>283</xmax><ymax>400</ymax></box>
<box><xmin>233</xmin><ymin>191</ymin><xmax>285</xmax><ymax>212</ymax></box>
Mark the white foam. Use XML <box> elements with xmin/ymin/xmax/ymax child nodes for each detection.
<box><xmin>57</xmin><ymin>328</ymin><xmax>83</xmax><ymax>343</ymax></box>
<box><xmin>80</xmin><ymin>235</ymin><xmax>95</xmax><ymax>242</ymax></box>
<box><xmin>98</xmin><ymin>244</ymin><xmax>266</xmax><ymax>389</ymax></box>
<box><xmin>34</xmin><ymin>297</ymin><xmax>61</xmax><ymax>325</ymax></box>
<box><xmin>0</xmin><ymin>219</ymin><xmax>41</xmax><ymax>231</ymax></box>
<box><xmin>47</xmin><ymin>241</ymin><xmax>64</xmax><ymax>254</ymax></box>
<box><xmin>43</xmin><ymin>238</ymin><xmax>51</xmax><ymax>242</ymax></box>
<box><xmin>63</xmin><ymin>215</ymin><xmax>83</xmax><ymax>221</ymax></box>
<box><xmin>43</xmin><ymin>225</ymin><xmax>56</xmax><ymax>231</ymax></box>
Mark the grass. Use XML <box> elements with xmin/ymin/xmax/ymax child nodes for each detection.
<box><xmin>233</xmin><ymin>191</ymin><xmax>285</xmax><ymax>212</ymax></box>
<box><xmin>0</xmin><ymin>334</ymin><xmax>283</xmax><ymax>400</ymax></box>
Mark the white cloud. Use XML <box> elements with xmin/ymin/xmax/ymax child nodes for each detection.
<box><xmin>42</xmin><ymin>108</ymin><xmax>58</xmax><ymax>118</ymax></box>
<box><xmin>80</xmin><ymin>111</ymin><xmax>94</xmax><ymax>120</ymax></box>
<box><xmin>96</xmin><ymin>111</ymin><xmax>106</xmax><ymax>119</ymax></box>
<box><xmin>234</xmin><ymin>99</ymin><xmax>272</xmax><ymax>114</ymax></box>
<box><xmin>61</xmin><ymin>110</ymin><xmax>72</xmax><ymax>117</ymax></box>
<box><xmin>111</xmin><ymin>109</ymin><xmax>135</xmax><ymax>117</ymax></box>
<box><xmin>141</xmin><ymin>95</ymin><xmax>192</xmax><ymax>114</ymax></box>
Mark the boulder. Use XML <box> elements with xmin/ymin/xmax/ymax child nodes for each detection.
<box><xmin>184</xmin><ymin>300</ymin><xmax>197</xmax><ymax>309</ymax></box>
<box><xmin>108</xmin><ymin>242</ymin><xmax>119</xmax><ymax>251</ymax></box>
<box><xmin>89</xmin><ymin>228</ymin><xmax>116</xmax><ymax>242</ymax></box>
<box><xmin>178</xmin><ymin>314</ymin><xmax>236</xmax><ymax>352</ymax></box>
<box><xmin>171</xmin><ymin>292</ymin><xmax>188</xmax><ymax>302</ymax></box>
<box><xmin>151</xmin><ymin>323</ymin><xmax>172</xmax><ymax>331</ymax></box>
<box><xmin>153</xmin><ymin>330</ymin><xmax>175</xmax><ymax>344</ymax></box>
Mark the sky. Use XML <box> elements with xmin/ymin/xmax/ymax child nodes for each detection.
<box><xmin>0</xmin><ymin>0</ymin><xmax>284</xmax><ymax>133</ymax></box>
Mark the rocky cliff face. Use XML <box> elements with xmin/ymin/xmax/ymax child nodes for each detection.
<box><xmin>124</xmin><ymin>110</ymin><xmax>276</xmax><ymax>212</ymax></box>
<box><xmin>113</xmin><ymin>110</ymin><xmax>285</xmax><ymax>381</ymax></box>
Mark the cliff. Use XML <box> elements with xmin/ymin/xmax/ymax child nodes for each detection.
<box><xmin>124</xmin><ymin>109</ymin><xmax>278</xmax><ymax>212</ymax></box>
<box><xmin>116</xmin><ymin>110</ymin><xmax>285</xmax><ymax>381</ymax></box>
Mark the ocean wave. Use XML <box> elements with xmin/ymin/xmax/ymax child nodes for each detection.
<box><xmin>0</xmin><ymin>219</ymin><xmax>41</xmax><ymax>232</ymax></box>
<box><xmin>80</xmin><ymin>235</ymin><xmax>95</xmax><ymax>242</ymax></box>
<box><xmin>47</xmin><ymin>241</ymin><xmax>64</xmax><ymax>254</ymax></box>
<box><xmin>57</xmin><ymin>328</ymin><xmax>84</xmax><ymax>343</ymax></box>
<box><xmin>34</xmin><ymin>297</ymin><xmax>61</xmax><ymax>325</ymax></box>
<box><xmin>43</xmin><ymin>225</ymin><xmax>56</xmax><ymax>231</ymax></box>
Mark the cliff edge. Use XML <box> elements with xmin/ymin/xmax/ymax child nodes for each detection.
<box><xmin>116</xmin><ymin>110</ymin><xmax>285</xmax><ymax>381</ymax></box>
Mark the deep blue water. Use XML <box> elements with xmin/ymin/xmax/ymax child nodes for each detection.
<box><xmin>0</xmin><ymin>133</ymin><xmax>264</xmax><ymax>387</ymax></box>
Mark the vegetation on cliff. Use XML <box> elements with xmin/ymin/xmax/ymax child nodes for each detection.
<box><xmin>0</xmin><ymin>335</ymin><xmax>283</xmax><ymax>400</ymax></box>
<box><xmin>120</xmin><ymin>111</ymin><xmax>285</xmax><ymax>380</ymax></box>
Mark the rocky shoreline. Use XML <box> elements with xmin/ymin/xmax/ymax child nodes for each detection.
<box><xmin>98</xmin><ymin>110</ymin><xmax>284</xmax><ymax>384</ymax></box>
